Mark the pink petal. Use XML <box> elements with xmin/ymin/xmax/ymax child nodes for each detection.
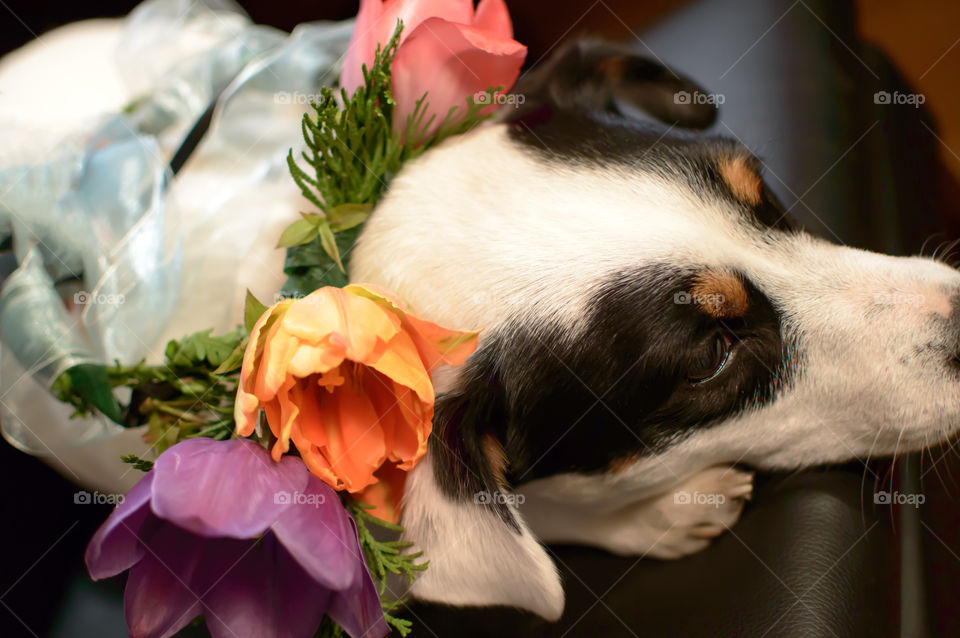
<box><xmin>377</xmin><ymin>0</ymin><xmax>474</xmax><ymax>46</ymax></box>
<box><xmin>391</xmin><ymin>18</ymin><xmax>527</xmax><ymax>135</ymax></box>
<box><xmin>341</xmin><ymin>0</ymin><xmax>384</xmax><ymax>94</ymax></box>
<box><xmin>341</xmin><ymin>0</ymin><xmax>475</xmax><ymax>97</ymax></box>
<box><xmin>472</xmin><ymin>0</ymin><xmax>514</xmax><ymax>39</ymax></box>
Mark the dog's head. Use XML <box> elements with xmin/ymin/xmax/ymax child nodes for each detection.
<box><xmin>350</xmin><ymin>41</ymin><xmax>960</xmax><ymax>619</ymax></box>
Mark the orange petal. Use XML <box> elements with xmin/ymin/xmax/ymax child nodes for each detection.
<box><xmin>341</xmin><ymin>292</ymin><xmax>404</xmax><ymax>363</ymax></box>
<box><xmin>235</xmin><ymin>300</ymin><xmax>289</xmax><ymax>436</ymax></box>
<box><xmin>401</xmin><ymin>313</ymin><xmax>480</xmax><ymax>369</ymax></box>
<box><xmin>389</xmin><ymin>380</ymin><xmax>432</xmax><ymax>468</ymax></box>
<box><xmin>271</xmin><ymin>376</ymin><xmax>303</xmax><ymax>461</ymax></box>
<box><xmin>298</xmin><ymin>375</ymin><xmax>386</xmax><ymax>493</ymax></box>
<box><xmin>357</xmin><ymin>461</ymin><xmax>408</xmax><ymax>523</ymax></box>
<box><xmin>286</xmin><ymin>341</ymin><xmax>346</xmax><ymax>378</ymax></box>
<box><xmin>346</xmin><ymin>283</ymin><xmax>479</xmax><ymax>368</ymax></box>
<box><xmin>290</xmin><ymin>385</ymin><xmax>346</xmax><ymax>489</ymax></box>
<box><xmin>256</xmin><ymin>319</ymin><xmax>300</xmax><ymax>400</ymax></box>
<box><xmin>362</xmin><ymin>369</ymin><xmax>403</xmax><ymax>459</ymax></box>
<box><xmin>283</xmin><ymin>287</ymin><xmax>401</xmax><ymax>363</ymax></box>
<box><xmin>366</xmin><ymin>329</ymin><xmax>435</xmax><ymax>405</ymax></box>
<box><xmin>280</xmin><ymin>288</ymin><xmax>341</xmax><ymax>344</ymax></box>
<box><xmin>233</xmin><ymin>388</ymin><xmax>261</xmax><ymax>437</ymax></box>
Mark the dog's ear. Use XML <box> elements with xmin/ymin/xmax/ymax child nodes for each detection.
<box><xmin>506</xmin><ymin>39</ymin><xmax>717</xmax><ymax>129</ymax></box>
<box><xmin>399</xmin><ymin>344</ymin><xmax>564</xmax><ymax>620</ymax></box>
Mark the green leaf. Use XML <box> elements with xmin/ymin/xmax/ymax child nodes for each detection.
<box><xmin>120</xmin><ymin>454</ymin><xmax>154</xmax><ymax>472</ymax></box>
<box><xmin>244</xmin><ymin>290</ymin><xmax>269</xmax><ymax>335</ymax></box>
<box><xmin>316</xmin><ymin>221</ymin><xmax>344</xmax><ymax>273</ymax></box>
<box><xmin>165</xmin><ymin>329</ymin><xmax>244</xmax><ymax>368</ymax></box>
<box><xmin>55</xmin><ymin>363</ymin><xmax>124</xmax><ymax>424</ymax></box>
<box><xmin>213</xmin><ymin>336</ymin><xmax>248</xmax><ymax>374</ymax></box>
<box><xmin>326</xmin><ymin>203</ymin><xmax>373</xmax><ymax>232</ymax></box>
<box><xmin>281</xmin><ymin>224</ymin><xmax>361</xmax><ymax>295</ymax></box>
<box><xmin>276</xmin><ymin>217</ymin><xmax>320</xmax><ymax>248</ymax></box>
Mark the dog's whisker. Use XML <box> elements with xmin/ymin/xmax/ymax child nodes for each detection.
<box><xmin>934</xmin><ymin>425</ymin><xmax>959</xmax><ymax>492</ymax></box>
<box><xmin>919</xmin><ymin>232</ymin><xmax>945</xmax><ymax>259</ymax></box>
<box><xmin>933</xmin><ymin>237</ymin><xmax>960</xmax><ymax>264</ymax></box>
<box><xmin>928</xmin><ymin>435</ymin><xmax>954</xmax><ymax>498</ymax></box>
<box><xmin>861</xmin><ymin>427</ymin><xmax>884</xmax><ymax>526</ymax></box>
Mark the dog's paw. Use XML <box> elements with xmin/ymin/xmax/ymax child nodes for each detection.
<box><xmin>601</xmin><ymin>465</ymin><xmax>753</xmax><ymax>558</ymax></box>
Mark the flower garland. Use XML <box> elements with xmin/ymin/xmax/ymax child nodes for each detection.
<box><xmin>55</xmin><ymin>1</ymin><xmax>528</xmax><ymax>637</ymax></box>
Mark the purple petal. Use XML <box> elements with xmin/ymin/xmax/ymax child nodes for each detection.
<box><xmin>123</xmin><ymin>529</ymin><xmax>204</xmax><ymax>638</ymax></box>
<box><xmin>85</xmin><ymin>473</ymin><xmax>155</xmax><ymax>580</ymax></box>
<box><xmin>326</xmin><ymin>517</ymin><xmax>390</xmax><ymax>638</ymax></box>
<box><xmin>151</xmin><ymin>438</ymin><xmax>308</xmax><ymax>538</ymax></box>
<box><xmin>204</xmin><ymin>534</ymin><xmax>330</xmax><ymax>638</ymax></box>
<box><xmin>270</xmin><ymin>475</ymin><xmax>360</xmax><ymax>591</ymax></box>
<box><xmin>123</xmin><ymin>520</ymin><xmax>252</xmax><ymax>638</ymax></box>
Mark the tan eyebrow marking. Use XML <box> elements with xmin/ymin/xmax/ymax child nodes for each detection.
<box><xmin>691</xmin><ymin>270</ymin><xmax>750</xmax><ymax>318</ymax></box>
<box><xmin>482</xmin><ymin>434</ymin><xmax>509</xmax><ymax>489</ymax></box>
<box><xmin>718</xmin><ymin>155</ymin><xmax>763</xmax><ymax>207</ymax></box>
<box><xmin>609</xmin><ymin>453</ymin><xmax>639</xmax><ymax>474</ymax></box>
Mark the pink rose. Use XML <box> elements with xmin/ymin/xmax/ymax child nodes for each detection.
<box><xmin>341</xmin><ymin>0</ymin><xmax>527</xmax><ymax>135</ymax></box>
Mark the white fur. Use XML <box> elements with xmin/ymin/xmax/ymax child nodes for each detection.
<box><xmin>520</xmin><ymin>465</ymin><xmax>753</xmax><ymax>558</ymax></box>
<box><xmin>399</xmin><ymin>457</ymin><xmax>565</xmax><ymax>620</ymax></box>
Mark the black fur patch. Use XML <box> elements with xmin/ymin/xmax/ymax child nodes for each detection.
<box><xmin>431</xmin><ymin>266</ymin><xmax>790</xmax><ymax>515</ymax></box>
<box><xmin>507</xmin><ymin>108</ymin><xmax>797</xmax><ymax>233</ymax></box>
<box><xmin>506</xmin><ymin>40</ymin><xmax>718</xmax><ymax>130</ymax></box>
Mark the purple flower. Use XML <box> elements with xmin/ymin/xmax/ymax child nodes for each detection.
<box><xmin>85</xmin><ymin>437</ymin><xmax>388</xmax><ymax>638</ymax></box>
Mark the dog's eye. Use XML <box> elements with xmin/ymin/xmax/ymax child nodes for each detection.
<box><xmin>688</xmin><ymin>332</ymin><xmax>733</xmax><ymax>383</ymax></box>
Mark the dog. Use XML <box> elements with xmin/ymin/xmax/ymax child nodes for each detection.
<box><xmin>349</xmin><ymin>40</ymin><xmax>960</xmax><ymax>620</ymax></box>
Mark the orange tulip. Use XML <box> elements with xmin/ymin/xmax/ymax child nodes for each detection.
<box><xmin>235</xmin><ymin>284</ymin><xmax>478</xmax><ymax>521</ymax></box>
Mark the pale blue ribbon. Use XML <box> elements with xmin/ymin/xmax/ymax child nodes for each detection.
<box><xmin>0</xmin><ymin>0</ymin><xmax>351</xmax><ymax>452</ymax></box>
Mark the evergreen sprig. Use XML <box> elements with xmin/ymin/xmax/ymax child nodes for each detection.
<box><xmin>120</xmin><ymin>454</ymin><xmax>154</xmax><ymax>473</ymax></box>
<box><xmin>282</xmin><ymin>21</ymin><xmax>499</xmax><ymax>295</ymax></box>
<box><xmin>350</xmin><ymin>500</ymin><xmax>427</xmax><ymax>637</ymax></box>
<box><xmin>52</xmin><ymin>327</ymin><xmax>245</xmax><ymax>454</ymax></box>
